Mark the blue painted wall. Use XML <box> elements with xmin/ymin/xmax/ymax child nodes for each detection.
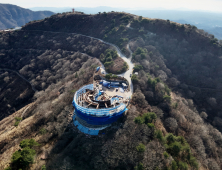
<box><xmin>72</xmin><ymin>84</ymin><xmax>126</xmax><ymax>126</ymax></box>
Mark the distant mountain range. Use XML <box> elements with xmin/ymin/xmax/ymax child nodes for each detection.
<box><xmin>0</xmin><ymin>4</ymin><xmax>54</xmax><ymax>30</ymax></box>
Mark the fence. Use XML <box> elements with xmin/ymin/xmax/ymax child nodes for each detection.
<box><xmin>72</xmin><ymin>84</ymin><xmax>127</xmax><ymax>117</ymax></box>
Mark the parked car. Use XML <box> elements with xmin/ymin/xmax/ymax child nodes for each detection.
<box><xmin>130</xmin><ymin>74</ymin><xmax>132</xmax><ymax>77</ymax></box>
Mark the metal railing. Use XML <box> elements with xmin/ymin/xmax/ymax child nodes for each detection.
<box><xmin>72</xmin><ymin>84</ymin><xmax>126</xmax><ymax>116</ymax></box>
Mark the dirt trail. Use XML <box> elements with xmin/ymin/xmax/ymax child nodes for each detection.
<box><xmin>0</xmin><ymin>68</ymin><xmax>37</xmax><ymax>92</ymax></box>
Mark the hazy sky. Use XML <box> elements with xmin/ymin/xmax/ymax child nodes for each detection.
<box><xmin>1</xmin><ymin>0</ymin><xmax>222</xmax><ymax>12</ymax></box>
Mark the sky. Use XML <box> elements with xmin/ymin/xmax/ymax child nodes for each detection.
<box><xmin>1</xmin><ymin>0</ymin><xmax>222</xmax><ymax>12</ymax></box>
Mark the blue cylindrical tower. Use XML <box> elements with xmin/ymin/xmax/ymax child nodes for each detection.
<box><xmin>72</xmin><ymin>84</ymin><xmax>127</xmax><ymax>135</ymax></box>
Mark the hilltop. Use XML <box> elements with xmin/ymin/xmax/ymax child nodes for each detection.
<box><xmin>0</xmin><ymin>11</ymin><xmax>222</xmax><ymax>170</ymax></box>
<box><xmin>22</xmin><ymin>11</ymin><xmax>222</xmax><ymax>124</ymax></box>
<box><xmin>0</xmin><ymin>4</ymin><xmax>54</xmax><ymax>30</ymax></box>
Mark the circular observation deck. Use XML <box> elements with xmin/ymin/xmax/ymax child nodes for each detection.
<box><xmin>72</xmin><ymin>84</ymin><xmax>127</xmax><ymax>129</ymax></box>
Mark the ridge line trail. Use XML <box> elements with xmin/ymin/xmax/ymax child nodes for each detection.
<box><xmin>0</xmin><ymin>68</ymin><xmax>37</xmax><ymax>92</ymax></box>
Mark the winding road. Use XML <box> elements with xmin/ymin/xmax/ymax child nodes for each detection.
<box><xmin>4</xmin><ymin>29</ymin><xmax>219</xmax><ymax>98</ymax></box>
<box><xmin>18</xmin><ymin>30</ymin><xmax>135</xmax><ymax>97</ymax></box>
<box><xmin>98</xmin><ymin>39</ymin><xmax>134</xmax><ymax>97</ymax></box>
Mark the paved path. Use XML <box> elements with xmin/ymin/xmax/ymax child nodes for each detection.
<box><xmin>19</xmin><ymin>30</ymin><xmax>135</xmax><ymax>97</ymax></box>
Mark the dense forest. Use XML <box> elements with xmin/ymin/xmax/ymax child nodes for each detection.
<box><xmin>0</xmin><ymin>11</ymin><xmax>222</xmax><ymax>170</ymax></box>
<box><xmin>0</xmin><ymin>29</ymin><xmax>127</xmax><ymax>119</ymax></box>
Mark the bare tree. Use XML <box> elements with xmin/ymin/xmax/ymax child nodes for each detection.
<box><xmin>207</xmin><ymin>97</ymin><xmax>217</xmax><ymax>107</ymax></box>
<box><xmin>207</xmin><ymin>159</ymin><xmax>220</xmax><ymax>170</ymax></box>
<box><xmin>200</xmin><ymin>112</ymin><xmax>208</xmax><ymax>119</ymax></box>
<box><xmin>164</xmin><ymin>117</ymin><xmax>178</xmax><ymax>132</ymax></box>
<box><xmin>3</xmin><ymin>76</ymin><xmax>10</xmax><ymax>83</ymax></box>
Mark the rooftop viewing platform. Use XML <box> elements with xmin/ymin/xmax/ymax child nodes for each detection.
<box><xmin>72</xmin><ymin>67</ymin><xmax>130</xmax><ymax>135</ymax></box>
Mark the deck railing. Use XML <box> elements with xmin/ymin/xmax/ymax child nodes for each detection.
<box><xmin>72</xmin><ymin>84</ymin><xmax>126</xmax><ymax>116</ymax></box>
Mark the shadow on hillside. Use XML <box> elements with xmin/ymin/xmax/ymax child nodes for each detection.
<box><xmin>0</xmin><ymin>71</ymin><xmax>35</xmax><ymax>121</ymax></box>
<box><xmin>44</xmin><ymin>116</ymin><xmax>123</xmax><ymax>170</ymax></box>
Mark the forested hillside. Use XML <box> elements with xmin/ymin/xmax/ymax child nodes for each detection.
<box><xmin>0</xmin><ymin>4</ymin><xmax>54</xmax><ymax>29</ymax></box>
<box><xmin>23</xmin><ymin>11</ymin><xmax>222</xmax><ymax>130</ymax></box>
<box><xmin>0</xmin><ymin>11</ymin><xmax>222</xmax><ymax>170</ymax></box>
<box><xmin>0</xmin><ymin>29</ymin><xmax>127</xmax><ymax>119</ymax></box>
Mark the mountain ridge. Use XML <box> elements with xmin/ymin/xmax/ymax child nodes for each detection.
<box><xmin>29</xmin><ymin>6</ymin><xmax>222</xmax><ymax>39</ymax></box>
<box><xmin>0</xmin><ymin>11</ymin><xmax>222</xmax><ymax>170</ymax></box>
<box><xmin>0</xmin><ymin>3</ymin><xmax>54</xmax><ymax>30</ymax></box>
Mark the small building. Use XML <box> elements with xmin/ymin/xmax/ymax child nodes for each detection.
<box><xmin>122</xmin><ymin>83</ymin><xmax>127</xmax><ymax>89</ymax></box>
<box><xmin>110</xmin><ymin>82</ymin><xmax>120</xmax><ymax>88</ymax></box>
